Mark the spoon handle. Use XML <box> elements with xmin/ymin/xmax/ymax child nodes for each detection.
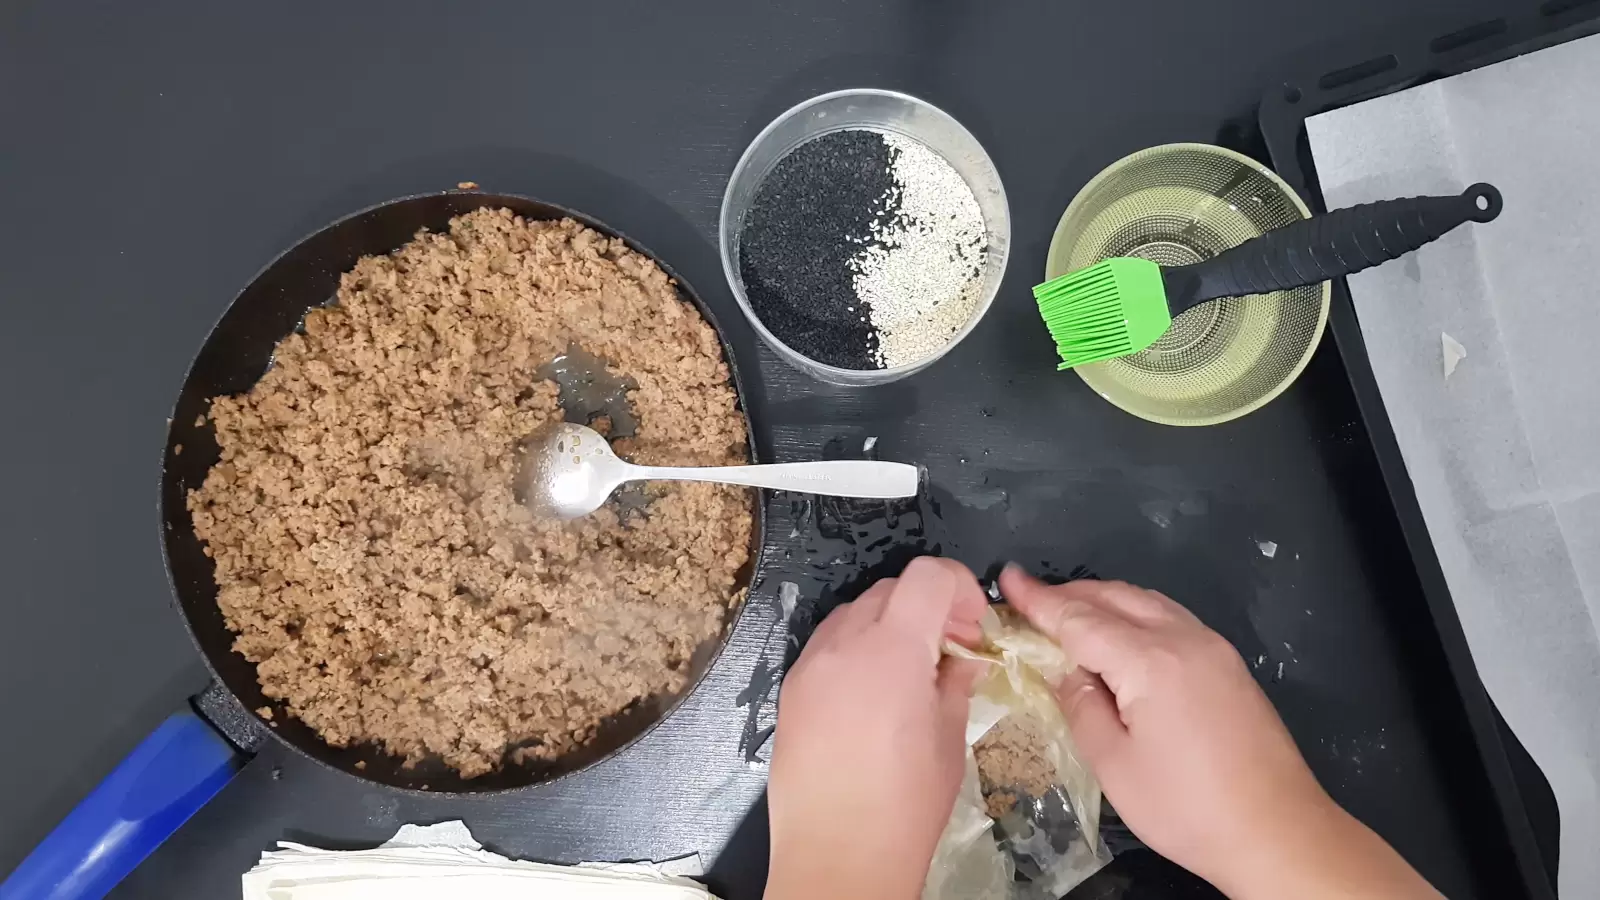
<box><xmin>628</xmin><ymin>460</ymin><xmax>920</xmax><ymax>499</ymax></box>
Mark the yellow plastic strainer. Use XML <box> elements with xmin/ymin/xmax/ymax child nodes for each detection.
<box><xmin>1044</xmin><ymin>143</ymin><xmax>1329</xmax><ymax>426</ymax></box>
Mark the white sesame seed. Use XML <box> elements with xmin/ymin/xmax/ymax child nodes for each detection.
<box><xmin>848</xmin><ymin>132</ymin><xmax>988</xmax><ymax>368</ymax></box>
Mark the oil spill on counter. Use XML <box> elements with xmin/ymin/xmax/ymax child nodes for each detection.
<box><xmin>732</xmin><ymin>435</ymin><xmax>1289</xmax><ymax>786</ymax></box>
<box><xmin>769</xmin><ymin>436</ymin><xmax>1101</xmax><ymax>647</ymax></box>
<box><xmin>731</xmin><ymin>435</ymin><xmax>1103</xmax><ymax>765</ymax></box>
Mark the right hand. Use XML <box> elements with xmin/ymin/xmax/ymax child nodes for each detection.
<box><xmin>999</xmin><ymin>565</ymin><xmax>1442</xmax><ymax>900</ymax></box>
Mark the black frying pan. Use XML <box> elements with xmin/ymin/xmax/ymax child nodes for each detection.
<box><xmin>4</xmin><ymin>192</ymin><xmax>763</xmax><ymax>899</ymax></box>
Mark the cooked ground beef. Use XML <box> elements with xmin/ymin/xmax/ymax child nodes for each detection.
<box><xmin>975</xmin><ymin>716</ymin><xmax>1057</xmax><ymax>817</ymax></box>
<box><xmin>188</xmin><ymin>208</ymin><xmax>753</xmax><ymax>778</ymax></box>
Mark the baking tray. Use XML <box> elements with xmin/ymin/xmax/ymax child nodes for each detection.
<box><xmin>1257</xmin><ymin>4</ymin><xmax>1600</xmax><ymax>897</ymax></box>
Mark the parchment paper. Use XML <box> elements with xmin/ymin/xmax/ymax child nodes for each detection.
<box><xmin>1307</xmin><ymin>32</ymin><xmax>1600</xmax><ymax>898</ymax></box>
<box><xmin>241</xmin><ymin>821</ymin><xmax>716</xmax><ymax>899</ymax></box>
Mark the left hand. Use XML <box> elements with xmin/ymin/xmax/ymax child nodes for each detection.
<box><xmin>765</xmin><ymin>556</ymin><xmax>989</xmax><ymax>900</ymax></box>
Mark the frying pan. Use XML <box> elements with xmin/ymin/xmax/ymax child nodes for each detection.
<box><xmin>3</xmin><ymin>192</ymin><xmax>763</xmax><ymax>899</ymax></box>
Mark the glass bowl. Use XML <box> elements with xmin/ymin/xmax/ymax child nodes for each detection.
<box><xmin>1044</xmin><ymin>143</ymin><xmax>1330</xmax><ymax>426</ymax></box>
<box><xmin>719</xmin><ymin>89</ymin><xmax>1010</xmax><ymax>386</ymax></box>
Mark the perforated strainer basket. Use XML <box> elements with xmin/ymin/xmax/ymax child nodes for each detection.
<box><xmin>1044</xmin><ymin>143</ymin><xmax>1329</xmax><ymax>426</ymax></box>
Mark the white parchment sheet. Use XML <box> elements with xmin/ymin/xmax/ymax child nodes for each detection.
<box><xmin>1308</xmin><ymin>32</ymin><xmax>1600</xmax><ymax>898</ymax></box>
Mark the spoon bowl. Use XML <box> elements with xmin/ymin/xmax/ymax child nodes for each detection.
<box><xmin>519</xmin><ymin>422</ymin><xmax>639</xmax><ymax>519</ymax></box>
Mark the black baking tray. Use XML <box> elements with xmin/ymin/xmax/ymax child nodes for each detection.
<box><xmin>1256</xmin><ymin>5</ymin><xmax>1600</xmax><ymax>898</ymax></box>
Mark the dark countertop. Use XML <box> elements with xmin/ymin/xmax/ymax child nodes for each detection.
<box><xmin>0</xmin><ymin>1</ymin><xmax>1553</xmax><ymax>897</ymax></box>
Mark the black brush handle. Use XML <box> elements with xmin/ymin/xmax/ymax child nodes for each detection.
<box><xmin>1161</xmin><ymin>183</ymin><xmax>1502</xmax><ymax>315</ymax></box>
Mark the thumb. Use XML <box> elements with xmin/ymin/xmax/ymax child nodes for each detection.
<box><xmin>1055</xmin><ymin>666</ymin><xmax>1128</xmax><ymax>771</ymax></box>
<box><xmin>1000</xmin><ymin>564</ymin><xmax>1143</xmax><ymax>690</ymax></box>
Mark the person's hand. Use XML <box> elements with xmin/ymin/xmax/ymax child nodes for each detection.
<box><xmin>997</xmin><ymin>566</ymin><xmax>1319</xmax><ymax>880</ymax></box>
<box><xmin>765</xmin><ymin>557</ymin><xmax>988</xmax><ymax>900</ymax></box>
<box><xmin>999</xmin><ymin>566</ymin><xmax>1442</xmax><ymax>900</ymax></box>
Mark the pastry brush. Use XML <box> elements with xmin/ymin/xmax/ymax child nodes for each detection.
<box><xmin>1032</xmin><ymin>183</ymin><xmax>1502</xmax><ymax>369</ymax></box>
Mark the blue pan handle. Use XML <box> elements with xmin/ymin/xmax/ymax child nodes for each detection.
<box><xmin>0</xmin><ymin>710</ymin><xmax>241</xmax><ymax>900</ymax></box>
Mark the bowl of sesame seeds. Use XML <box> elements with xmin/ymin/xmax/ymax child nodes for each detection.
<box><xmin>719</xmin><ymin>89</ymin><xmax>1010</xmax><ymax>385</ymax></box>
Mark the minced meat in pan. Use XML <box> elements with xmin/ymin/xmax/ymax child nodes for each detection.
<box><xmin>188</xmin><ymin>208</ymin><xmax>754</xmax><ymax>778</ymax></box>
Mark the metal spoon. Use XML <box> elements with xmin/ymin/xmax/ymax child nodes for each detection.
<box><xmin>519</xmin><ymin>422</ymin><xmax>920</xmax><ymax>520</ymax></box>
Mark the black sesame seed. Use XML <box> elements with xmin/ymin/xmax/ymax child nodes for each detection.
<box><xmin>738</xmin><ymin>130</ymin><xmax>901</xmax><ymax>370</ymax></box>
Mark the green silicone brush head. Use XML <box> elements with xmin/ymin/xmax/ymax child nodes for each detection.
<box><xmin>1032</xmin><ymin>257</ymin><xmax>1171</xmax><ymax>369</ymax></box>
